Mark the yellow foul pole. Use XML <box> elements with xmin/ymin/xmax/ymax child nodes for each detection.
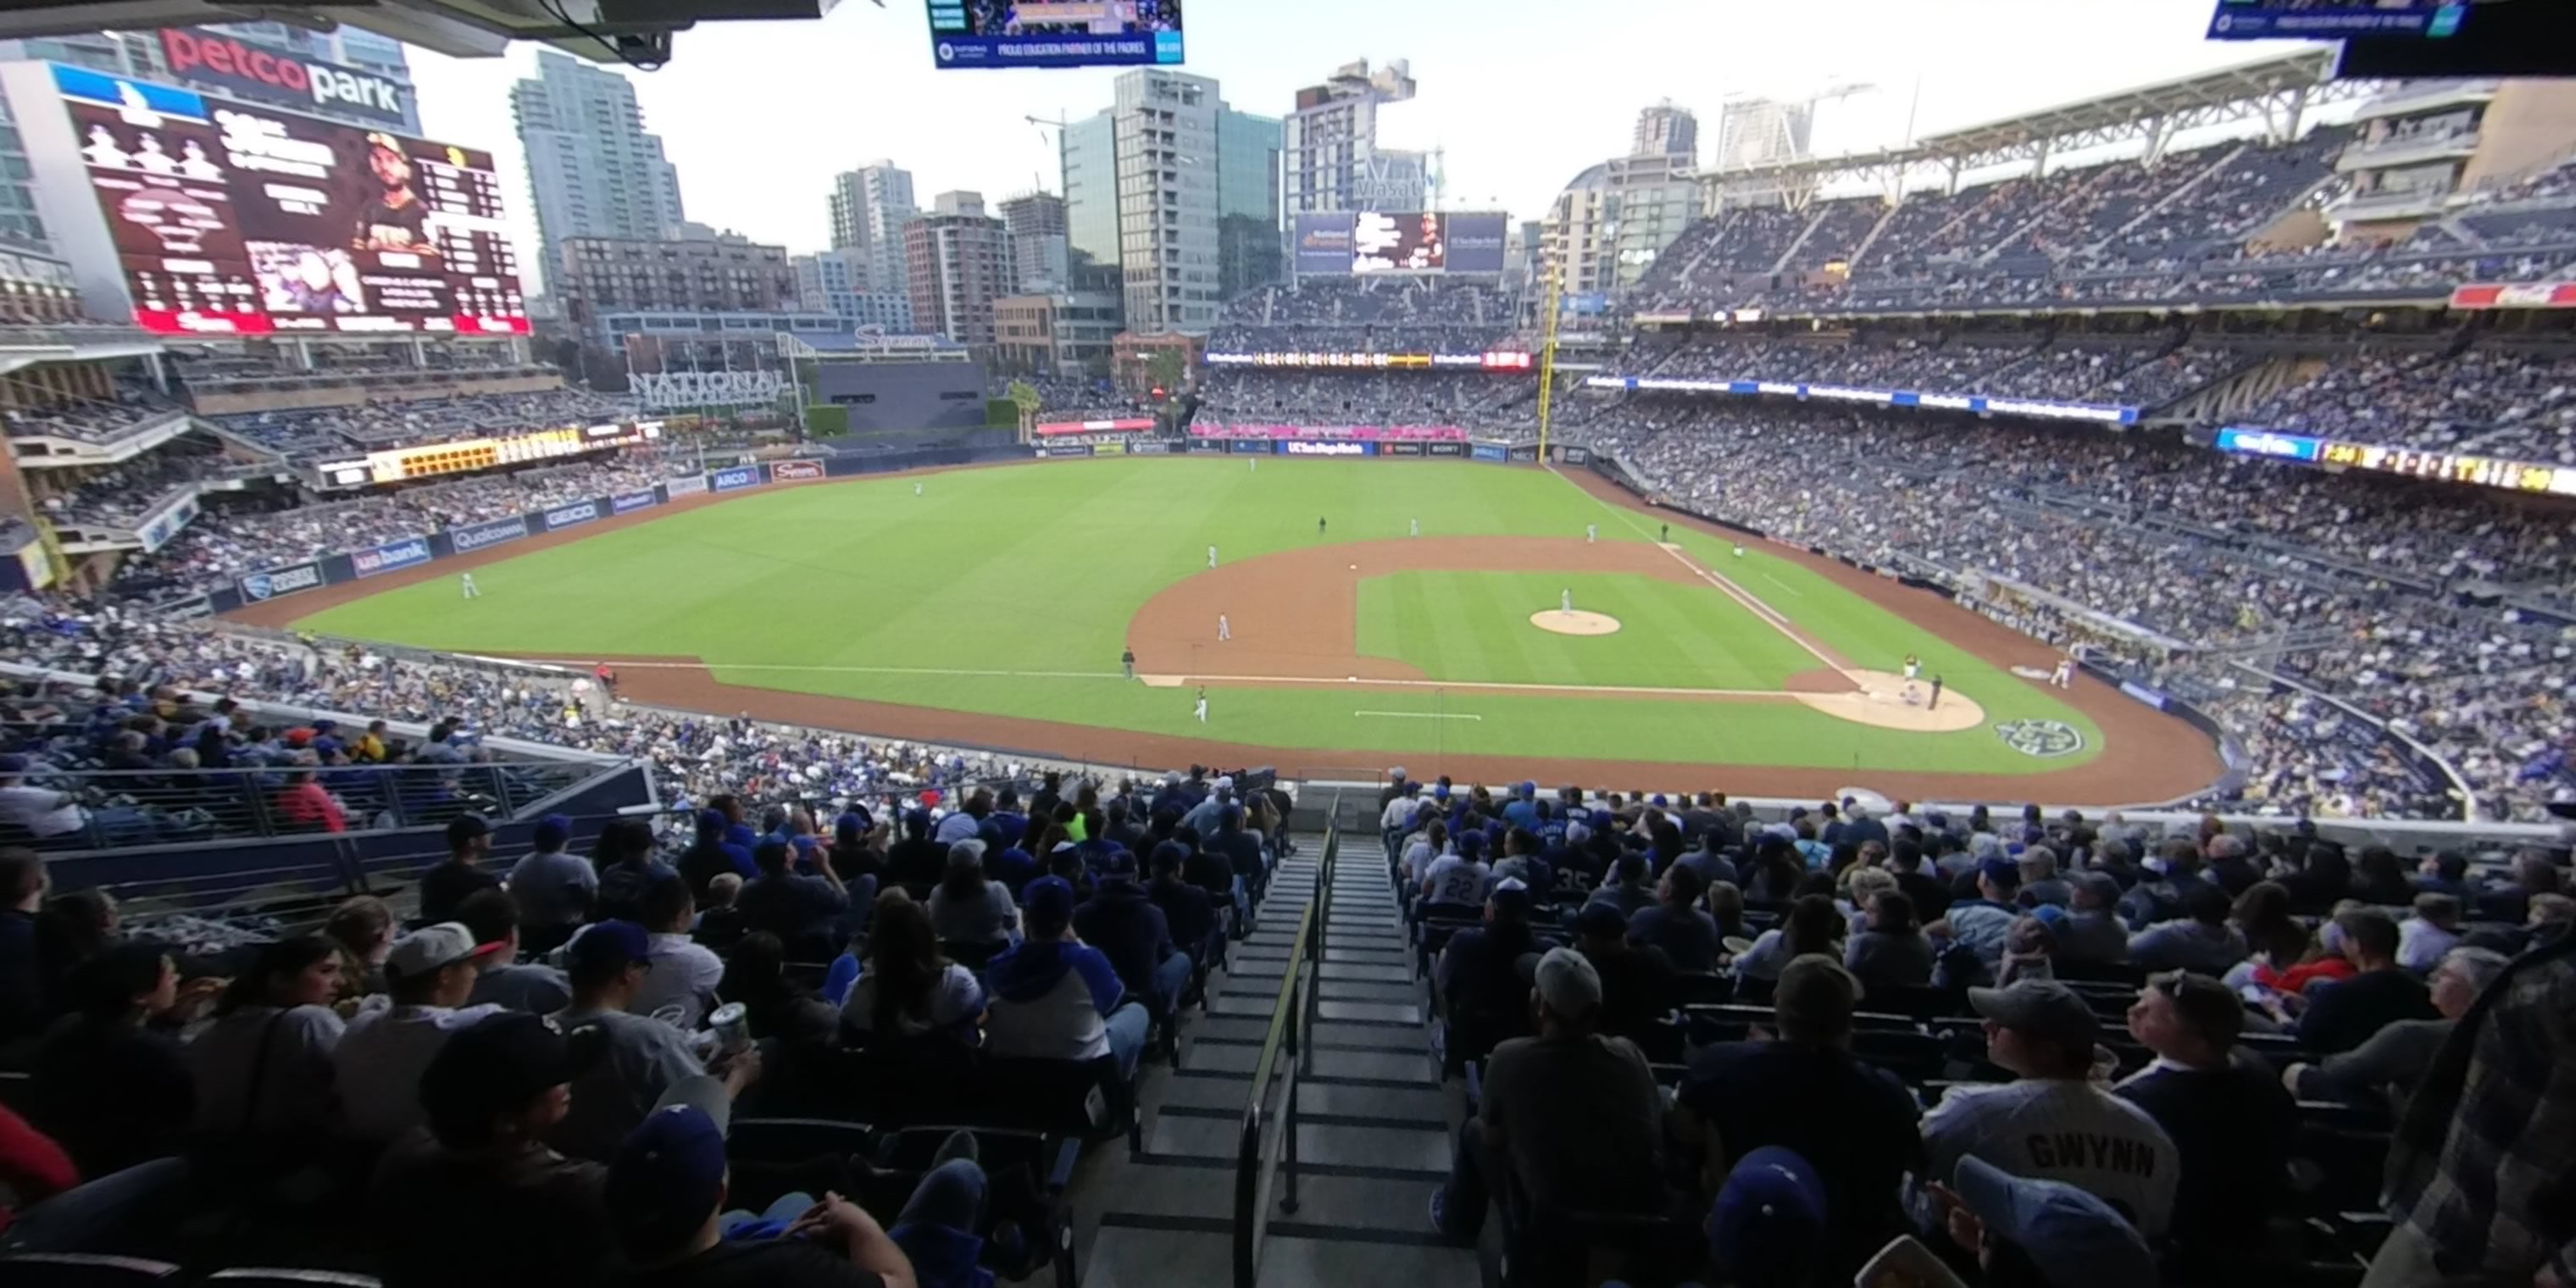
<box><xmin>1535</xmin><ymin>262</ymin><xmax>1564</xmax><ymax>462</ymax></box>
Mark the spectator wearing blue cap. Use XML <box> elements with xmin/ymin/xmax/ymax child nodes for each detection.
<box><xmin>1928</xmin><ymin>858</ymin><xmax>2021</xmax><ymax>977</ymax></box>
<box><xmin>604</xmin><ymin>1103</ymin><xmax>934</xmax><ymax>1288</ymax></box>
<box><xmin>1925</xmin><ymin>1154</ymin><xmax>2159</xmax><ymax>1288</ymax></box>
<box><xmin>1074</xmin><ymin>850</ymin><xmax>1192</xmax><ymax>1017</ymax></box>
<box><xmin>1502</xmin><ymin>781</ymin><xmax>1541</xmax><ymax>833</ymax></box>
<box><xmin>1702</xmin><ymin>1146</ymin><xmax>1829</xmax><ymax>1286</ymax></box>
<box><xmin>550</xmin><ymin>920</ymin><xmax>753</xmax><ymax>1160</ymax></box>
<box><xmin>985</xmin><ymin>877</ymin><xmax>1149</xmax><ymax>1077</ymax></box>
<box><xmin>1421</xmin><ymin>829</ymin><xmax>1494</xmax><ymax>916</ymax></box>
<box><xmin>507</xmin><ymin>813</ymin><xmax>593</xmax><ymax>953</ymax></box>
<box><xmin>678</xmin><ymin>810</ymin><xmax>754</xmax><ymax>899</ymax></box>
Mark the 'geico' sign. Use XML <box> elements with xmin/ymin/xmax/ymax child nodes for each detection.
<box><xmin>159</xmin><ymin>28</ymin><xmax>409</xmax><ymax>127</ymax></box>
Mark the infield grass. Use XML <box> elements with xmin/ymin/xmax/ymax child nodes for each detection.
<box><xmin>290</xmin><ymin>457</ymin><xmax>2101</xmax><ymax>773</ymax></box>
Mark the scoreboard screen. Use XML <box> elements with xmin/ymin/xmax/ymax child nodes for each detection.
<box><xmin>1352</xmin><ymin>211</ymin><xmax>1446</xmax><ymax>275</ymax></box>
<box><xmin>2207</xmin><ymin>0</ymin><xmax>2468</xmax><ymax>38</ymax></box>
<box><xmin>49</xmin><ymin>63</ymin><xmax>526</xmax><ymax>336</ymax></box>
<box><xmin>928</xmin><ymin>0</ymin><xmax>1184</xmax><ymax>69</ymax></box>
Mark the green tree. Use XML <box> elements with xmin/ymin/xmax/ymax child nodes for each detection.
<box><xmin>1143</xmin><ymin>347</ymin><xmax>1186</xmax><ymax>396</ymax></box>
<box><xmin>1005</xmin><ymin>378</ymin><xmax>1042</xmax><ymax>436</ymax></box>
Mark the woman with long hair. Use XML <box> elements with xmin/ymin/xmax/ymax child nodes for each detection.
<box><xmin>1705</xmin><ymin>880</ymin><xmax>1747</xmax><ymax>941</ymax></box>
<box><xmin>717</xmin><ymin>931</ymin><xmax>837</xmax><ymax>1049</ymax></box>
<box><xmin>926</xmin><ymin>841</ymin><xmax>1016</xmax><ymax>949</ymax></box>
<box><xmin>1734</xmin><ymin>893</ymin><xmax>1845</xmax><ymax>982</ymax></box>
<box><xmin>841</xmin><ymin>891</ymin><xmax>983</xmax><ymax>1043</ymax></box>
<box><xmin>1846</xmin><ymin>890</ymin><xmax>1935</xmax><ymax>986</ymax></box>
<box><xmin>184</xmin><ymin>935</ymin><xmax>344</xmax><ymax>1141</ymax></box>
<box><xmin>2233</xmin><ymin>881</ymin><xmax>2352</xmax><ymax>994</ymax></box>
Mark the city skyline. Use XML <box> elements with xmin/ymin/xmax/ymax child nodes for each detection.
<box><xmin>401</xmin><ymin>0</ymin><xmax>2302</xmax><ymax>292</ymax></box>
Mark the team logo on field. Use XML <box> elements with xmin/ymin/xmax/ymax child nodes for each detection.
<box><xmin>1994</xmin><ymin>719</ymin><xmax>2085</xmax><ymax>758</ymax></box>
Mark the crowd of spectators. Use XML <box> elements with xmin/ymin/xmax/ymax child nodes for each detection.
<box><xmin>2</xmin><ymin>380</ymin><xmax>186</xmax><ymax>444</ymax></box>
<box><xmin>2239</xmin><ymin>346</ymin><xmax>2576</xmax><ymax>464</ymax></box>
<box><xmin>1618</xmin><ymin>332</ymin><xmax>2230</xmax><ymax>408</ymax></box>
<box><xmin>1196</xmin><ymin>370</ymin><xmax>1530</xmax><ymax>433</ymax></box>
<box><xmin>1559</xmin><ymin>393</ymin><xmax>2575</xmax><ymax>821</ymax></box>
<box><xmin>1391</xmin><ymin>775</ymin><xmax>2573</xmax><ymax>1288</ymax></box>
<box><xmin>1220</xmin><ymin>277</ymin><xmax>1511</xmax><ymax>335</ymax></box>
<box><xmin>207</xmin><ymin>386</ymin><xmax>637</xmax><ymax>456</ymax></box>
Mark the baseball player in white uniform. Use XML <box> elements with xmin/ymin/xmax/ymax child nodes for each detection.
<box><xmin>1410</xmin><ymin>518</ymin><xmax>1419</xmax><ymax>537</ymax></box>
<box><xmin>1903</xmin><ymin>654</ymin><xmax>1921</xmax><ymax>681</ymax></box>
<box><xmin>460</xmin><ymin>573</ymin><xmax>479</xmax><ymax>600</ymax></box>
<box><xmin>1193</xmin><ymin>688</ymin><xmax>1208</xmax><ymax>723</ymax></box>
<box><xmin>914</xmin><ymin>481</ymin><xmax>924</xmax><ymax>496</ymax></box>
<box><xmin>2051</xmin><ymin>657</ymin><xmax>2075</xmax><ymax>688</ymax></box>
<box><xmin>1208</xmin><ymin>545</ymin><xmax>1218</xmax><ymax>569</ymax></box>
<box><xmin>1217</xmin><ymin>614</ymin><xmax>1230</xmax><ymax>641</ymax></box>
<box><xmin>1561</xmin><ymin>589</ymin><xmax>1573</xmax><ymax>616</ymax></box>
<box><xmin>1585</xmin><ymin>523</ymin><xmax>1597</xmax><ymax>544</ymax></box>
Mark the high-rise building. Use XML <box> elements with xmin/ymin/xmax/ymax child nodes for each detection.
<box><xmin>1540</xmin><ymin>147</ymin><xmax>1698</xmax><ymax>298</ymax></box>
<box><xmin>552</xmin><ymin>227</ymin><xmax>796</xmax><ymax>339</ymax></box>
<box><xmin>998</xmin><ymin>192</ymin><xmax>1069</xmax><ymax>292</ymax></box>
<box><xmin>903</xmin><ymin>195</ymin><xmax>1009</xmax><ymax>346</ymax></box>
<box><xmin>791</xmin><ymin>247</ymin><xmax>913</xmax><ymax>331</ymax></box>
<box><xmin>511</xmin><ymin>51</ymin><xmax>686</xmax><ymax>292</ymax></box>
<box><xmin>1633</xmin><ymin>101</ymin><xmax>1698</xmax><ymax>161</ymax></box>
<box><xmin>1063</xmin><ymin>69</ymin><xmax>1280</xmax><ymax>336</ymax></box>
<box><xmin>1713</xmin><ymin>96</ymin><xmax>1813</xmax><ymax>171</ymax></box>
<box><xmin>824</xmin><ymin>162</ymin><xmax>918</xmax><ymax>306</ymax></box>
<box><xmin>1282</xmin><ymin>58</ymin><xmax>1425</xmax><ymax>217</ymax></box>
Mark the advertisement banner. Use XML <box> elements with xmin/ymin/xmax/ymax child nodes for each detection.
<box><xmin>164</xmin><ymin>596</ymin><xmax>214</xmax><ymax>621</ymax></box>
<box><xmin>2448</xmin><ymin>281</ymin><xmax>2576</xmax><ymax>310</ymax></box>
<box><xmin>1035</xmin><ymin>444</ymin><xmax>1093</xmax><ymax>458</ymax></box>
<box><xmin>450</xmin><ymin>515</ymin><xmax>529</xmax><ymax>553</ymax></box>
<box><xmin>352</xmin><ymin>534</ymin><xmax>433</xmax><ymax>578</ymax></box>
<box><xmin>1559</xmin><ymin>446</ymin><xmax>1592</xmax><ymax>465</ymax></box>
<box><xmin>1383</xmin><ymin>442</ymin><xmax>1425</xmax><ymax>457</ymax></box>
<box><xmin>137</xmin><ymin>495</ymin><xmax>199</xmax><ymax>553</ymax></box>
<box><xmin>1280</xmin><ymin>441</ymin><xmax>1374</xmax><ymax>457</ymax></box>
<box><xmin>1507</xmin><ymin>445</ymin><xmax>1541</xmax><ymax>462</ymax></box>
<box><xmin>1471</xmin><ymin>444</ymin><xmax>1508</xmax><ymax>462</ymax></box>
<box><xmin>1227</xmin><ymin>440</ymin><xmax>1272</xmax><ymax>455</ymax></box>
<box><xmin>1426</xmin><ymin>443</ymin><xmax>1467</xmax><ymax>458</ymax></box>
<box><xmin>1293</xmin><ymin>213</ymin><xmax>1356</xmax><ymax>275</ymax></box>
<box><xmin>1445</xmin><ymin>212</ymin><xmax>1508</xmax><ymax>275</ymax></box>
<box><xmin>1092</xmin><ymin>441</ymin><xmax>1126</xmax><ymax>457</ymax></box>
<box><xmin>237</xmin><ymin>561</ymin><xmax>323</xmax><ymax>602</ymax></box>
<box><xmin>769</xmin><ymin>459</ymin><xmax>825</xmax><ymax>481</ymax></box>
<box><xmin>1035</xmin><ymin>418</ymin><xmax>1154</xmax><ymax>436</ymax></box>
<box><xmin>665</xmin><ymin>474</ymin><xmax>708</xmax><ymax>498</ymax></box>
<box><xmin>711</xmin><ymin>466</ymin><xmax>763</xmax><ymax>493</ymax></box>
<box><xmin>541</xmin><ymin>500</ymin><xmax>600</xmax><ymax>532</ymax></box>
<box><xmin>612</xmin><ymin>490</ymin><xmax>659</xmax><ymax>515</ymax></box>
<box><xmin>1128</xmin><ymin>441</ymin><xmax>1170</xmax><ymax>455</ymax></box>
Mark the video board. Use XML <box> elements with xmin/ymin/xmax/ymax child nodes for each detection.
<box><xmin>1295</xmin><ymin>211</ymin><xmax>1507</xmax><ymax>275</ymax></box>
<box><xmin>50</xmin><ymin>64</ymin><xmax>526</xmax><ymax>336</ymax></box>
<box><xmin>928</xmin><ymin>0</ymin><xmax>1184</xmax><ymax>69</ymax></box>
<box><xmin>1352</xmin><ymin>211</ymin><xmax>1445</xmax><ymax>274</ymax></box>
<box><xmin>2207</xmin><ymin>0</ymin><xmax>2468</xmax><ymax>39</ymax></box>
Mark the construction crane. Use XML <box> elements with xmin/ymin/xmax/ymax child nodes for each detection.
<box><xmin>1024</xmin><ymin>113</ymin><xmax>1069</xmax><ymax>195</ymax></box>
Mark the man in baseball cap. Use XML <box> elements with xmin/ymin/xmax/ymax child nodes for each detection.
<box><xmin>1928</xmin><ymin>1154</ymin><xmax>2157</xmax><ymax>1288</ymax></box>
<box><xmin>985</xmin><ymin>876</ymin><xmax>1151</xmax><ymax>1078</ymax></box>
<box><xmin>1918</xmin><ymin>980</ymin><xmax>2177</xmax><ymax>1239</ymax></box>
<box><xmin>1430</xmin><ymin>947</ymin><xmax>1665</xmax><ymax>1253</ymax></box>
<box><xmin>603</xmin><ymin>1104</ymin><xmax>918</xmax><ymax>1285</ymax></box>
<box><xmin>332</xmin><ymin>922</ymin><xmax>507</xmax><ymax>1142</ymax></box>
<box><xmin>366</xmin><ymin>1012</ymin><xmax>618</xmax><ymax>1286</ymax></box>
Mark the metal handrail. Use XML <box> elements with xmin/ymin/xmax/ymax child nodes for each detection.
<box><xmin>1232</xmin><ymin>794</ymin><xmax>1336</xmax><ymax>1288</ymax></box>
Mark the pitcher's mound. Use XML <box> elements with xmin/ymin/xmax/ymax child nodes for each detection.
<box><xmin>1791</xmin><ymin>668</ymin><xmax>1986</xmax><ymax>732</ymax></box>
<box><xmin>1531</xmin><ymin>609</ymin><xmax>1621</xmax><ymax>637</ymax></box>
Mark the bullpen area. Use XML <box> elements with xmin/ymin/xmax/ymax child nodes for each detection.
<box><xmin>235</xmin><ymin>456</ymin><xmax>2223</xmax><ymax>802</ymax></box>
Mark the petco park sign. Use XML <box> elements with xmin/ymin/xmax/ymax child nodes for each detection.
<box><xmin>158</xmin><ymin>28</ymin><xmax>410</xmax><ymax>129</ymax></box>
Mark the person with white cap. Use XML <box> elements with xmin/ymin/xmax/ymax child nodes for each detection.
<box><xmin>1430</xmin><ymin>945</ymin><xmax>1663</xmax><ymax>1246</ymax></box>
<box><xmin>1923</xmin><ymin>1154</ymin><xmax>2159</xmax><ymax>1288</ymax></box>
<box><xmin>331</xmin><ymin>921</ymin><xmax>508</xmax><ymax>1143</ymax></box>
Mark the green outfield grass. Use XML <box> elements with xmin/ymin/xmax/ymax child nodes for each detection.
<box><xmin>289</xmin><ymin>458</ymin><xmax>2103</xmax><ymax>772</ymax></box>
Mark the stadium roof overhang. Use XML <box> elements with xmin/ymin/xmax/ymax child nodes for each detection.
<box><xmin>1705</xmin><ymin>48</ymin><xmax>2368</xmax><ymax>199</ymax></box>
<box><xmin>0</xmin><ymin>0</ymin><xmax>841</xmax><ymax>66</ymax></box>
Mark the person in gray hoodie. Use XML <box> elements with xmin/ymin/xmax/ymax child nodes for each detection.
<box><xmin>2126</xmin><ymin>884</ymin><xmax>2247</xmax><ymax>975</ymax></box>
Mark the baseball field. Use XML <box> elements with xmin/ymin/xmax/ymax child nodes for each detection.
<box><xmin>241</xmin><ymin>457</ymin><xmax>2225</xmax><ymax>802</ymax></box>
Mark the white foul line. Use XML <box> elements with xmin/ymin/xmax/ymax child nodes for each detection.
<box><xmin>1553</xmin><ymin>468</ymin><xmax>1852</xmax><ymax>680</ymax></box>
<box><xmin>1354</xmin><ymin>709</ymin><xmax>1482</xmax><ymax>721</ymax></box>
<box><xmin>508</xmin><ymin>657</ymin><xmax>1803</xmax><ymax>701</ymax></box>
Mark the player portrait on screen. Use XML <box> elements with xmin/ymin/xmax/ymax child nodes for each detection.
<box><xmin>349</xmin><ymin>132</ymin><xmax>436</xmax><ymax>258</ymax></box>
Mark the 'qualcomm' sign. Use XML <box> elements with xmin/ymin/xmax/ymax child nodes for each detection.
<box><xmin>451</xmin><ymin>515</ymin><xmax>530</xmax><ymax>553</ymax></box>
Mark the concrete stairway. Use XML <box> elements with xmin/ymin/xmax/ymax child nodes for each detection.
<box><xmin>1067</xmin><ymin>830</ymin><xmax>1477</xmax><ymax>1288</ymax></box>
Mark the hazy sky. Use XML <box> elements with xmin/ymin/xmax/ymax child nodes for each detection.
<box><xmin>404</xmin><ymin>0</ymin><xmax>2310</xmax><ymax>286</ymax></box>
